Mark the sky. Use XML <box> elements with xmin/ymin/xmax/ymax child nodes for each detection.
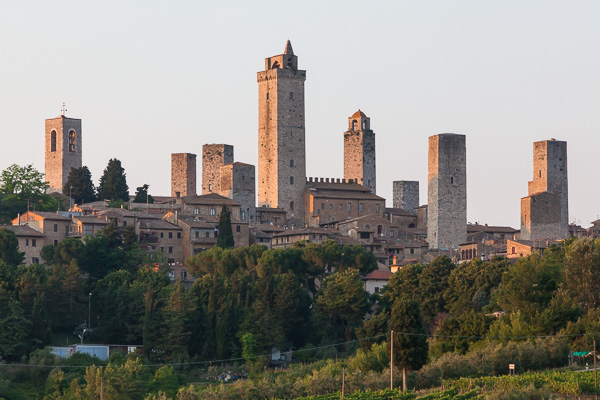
<box><xmin>1</xmin><ymin>1</ymin><xmax>599</xmax><ymax>228</ymax></box>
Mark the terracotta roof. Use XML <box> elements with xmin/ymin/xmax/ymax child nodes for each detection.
<box><xmin>363</xmin><ymin>270</ymin><xmax>392</xmax><ymax>280</ymax></box>
<box><xmin>351</xmin><ymin>109</ymin><xmax>367</xmax><ymax>118</ymax></box>
<box><xmin>73</xmin><ymin>216</ymin><xmax>109</xmax><ymax>224</ymax></box>
<box><xmin>1</xmin><ymin>225</ymin><xmax>44</xmax><ymax>237</ymax></box>
<box><xmin>26</xmin><ymin>211</ymin><xmax>71</xmax><ymax>221</ymax></box>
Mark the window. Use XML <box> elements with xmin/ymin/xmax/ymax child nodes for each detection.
<box><xmin>169</xmin><ymin>270</ymin><xmax>175</xmax><ymax>280</ymax></box>
<box><xmin>168</xmin><ymin>232</ymin><xmax>173</xmax><ymax>239</ymax></box>
<box><xmin>376</xmin><ymin>204</ymin><xmax>380</xmax><ymax>213</ymax></box>
<box><xmin>289</xmin><ymin>176</ymin><xmax>294</xmax><ymax>185</ymax></box>
<box><xmin>290</xmin><ymin>159</ymin><xmax>294</xmax><ymax>167</ymax></box>
<box><xmin>289</xmin><ymin>92</ymin><xmax>294</xmax><ymax>100</ymax></box>
<box><xmin>539</xmin><ymin>170</ymin><xmax>541</xmax><ymax>178</ymax></box>
<box><xmin>450</xmin><ymin>177</ymin><xmax>454</xmax><ymax>184</ymax></box>
<box><xmin>347</xmin><ymin>203</ymin><xmax>351</xmax><ymax>212</ymax></box>
<box><xmin>32</xmin><ymin>257</ymin><xmax>39</xmax><ymax>264</ymax></box>
<box><xmin>26</xmin><ymin>239</ymin><xmax>29</xmax><ymax>246</ymax></box>
<box><xmin>512</xmin><ymin>246</ymin><xmax>516</xmax><ymax>254</ymax></box>
<box><xmin>168</xmin><ymin>246</ymin><xmax>173</xmax><ymax>254</ymax></box>
<box><xmin>351</xmin><ymin>120</ymin><xmax>357</xmax><ymax>130</ymax></box>
<box><xmin>290</xmin><ymin>201</ymin><xmax>294</xmax><ymax>210</ymax></box>
<box><xmin>236</xmin><ymin>225</ymin><xmax>240</xmax><ymax>233</ymax></box>
<box><xmin>317</xmin><ymin>209</ymin><xmax>320</xmax><ymax>215</ymax></box>
<box><xmin>205</xmin><ymin>232</ymin><xmax>210</xmax><ymax>238</ymax></box>
<box><xmin>69</xmin><ymin>131</ymin><xmax>76</xmax><ymax>152</ymax></box>
<box><xmin>339</xmin><ymin>204</ymin><xmax>342</xmax><ymax>210</ymax></box>
<box><xmin>208</xmin><ymin>183</ymin><xmax>212</xmax><ymax>192</ymax></box>
<box><xmin>410</xmin><ymin>248</ymin><xmax>415</xmax><ymax>254</ymax></box>
<box><xmin>160</xmin><ymin>232</ymin><xmax>164</xmax><ymax>238</ymax></box>
<box><xmin>360</xmin><ymin>232</ymin><xmax>370</xmax><ymax>239</ymax></box>
<box><xmin>123</xmin><ymin>220</ymin><xmax>127</xmax><ymax>227</ymax></box>
<box><xmin>160</xmin><ymin>246</ymin><xmax>164</xmax><ymax>252</ymax></box>
<box><xmin>53</xmin><ymin>240</ymin><xmax>58</xmax><ymax>246</ymax></box>
<box><xmin>210</xmin><ymin>208</ymin><xmax>216</xmax><ymax>216</ymax></box>
<box><xmin>329</xmin><ymin>204</ymin><xmax>332</xmax><ymax>210</ymax></box>
<box><xmin>321</xmin><ymin>203</ymin><xmax>324</xmax><ymax>209</ymax></box>
<box><xmin>54</xmin><ymin>224</ymin><xmax>58</xmax><ymax>232</ymax></box>
<box><xmin>391</xmin><ymin>230</ymin><xmax>394</xmax><ymax>237</ymax></box>
<box><xmin>181</xmin><ymin>270</ymin><xmax>187</xmax><ymax>281</ymax></box>
<box><xmin>359</xmin><ymin>203</ymin><xmax>363</xmax><ymax>212</ymax></box>
<box><xmin>266</xmin><ymin>92</ymin><xmax>269</xmax><ymax>100</ymax></box>
<box><xmin>177</xmin><ymin>232</ymin><xmax>181</xmax><ymax>239</ymax></box>
<box><xmin>195</xmin><ymin>231</ymin><xmax>199</xmax><ymax>238</ymax></box>
<box><xmin>241</xmin><ymin>210</ymin><xmax>246</xmax><ymax>220</ymax></box>
<box><xmin>374</xmin><ymin>287</ymin><xmax>380</xmax><ymax>293</ymax></box>
<box><xmin>50</xmin><ymin>131</ymin><xmax>57</xmax><ymax>152</ymax></box>
<box><xmin>194</xmin><ymin>208</ymin><xmax>199</xmax><ymax>215</ymax></box>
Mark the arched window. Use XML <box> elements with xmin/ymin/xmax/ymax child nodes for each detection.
<box><xmin>287</xmin><ymin>58</ymin><xmax>293</xmax><ymax>68</ymax></box>
<box><xmin>289</xmin><ymin>176</ymin><xmax>294</xmax><ymax>185</ymax></box>
<box><xmin>272</xmin><ymin>61</ymin><xmax>280</xmax><ymax>69</ymax></box>
<box><xmin>351</xmin><ymin>120</ymin><xmax>357</xmax><ymax>130</ymax></box>
<box><xmin>50</xmin><ymin>130</ymin><xmax>57</xmax><ymax>152</ymax></box>
<box><xmin>290</xmin><ymin>201</ymin><xmax>294</xmax><ymax>210</ymax></box>
<box><xmin>290</xmin><ymin>159</ymin><xmax>294</xmax><ymax>167</ymax></box>
<box><xmin>69</xmin><ymin>131</ymin><xmax>76</xmax><ymax>152</ymax></box>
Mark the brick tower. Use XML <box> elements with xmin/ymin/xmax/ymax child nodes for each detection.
<box><xmin>427</xmin><ymin>134</ymin><xmax>467</xmax><ymax>250</ymax></box>
<box><xmin>171</xmin><ymin>153</ymin><xmax>197</xmax><ymax>197</ymax></box>
<box><xmin>257</xmin><ymin>40</ymin><xmax>306</xmax><ymax>223</ymax></box>
<box><xmin>520</xmin><ymin>139</ymin><xmax>568</xmax><ymax>240</ymax></box>
<box><xmin>45</xmin><ymin>114</ymin><xmax>82</xmax><ymax>194</ymax></box>
<box><xmin>344</xmin><ymin>110</ymin><xmax>376</xmax><ymax>193</ymax></box>
<box><xmin>202</xmin><ymin>144</ymin><xmax>233</xmax><ymax>194</ymax></box>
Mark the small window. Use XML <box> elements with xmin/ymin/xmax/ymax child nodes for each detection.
<box><xmin>290</xmin><ymin>176</ymin><xmax>294</xmax><ymax>185</ymax></box>
<box><xmin>347</xmin><ymin>203</ymin><xmax>351</xmax><ymax>212</ymax></box>
<box><xmin>205</xmin><ymin>232</ymin><xmax>210</xmax><ymax>238</ymax></box>
<box><xmin>450</xmin><ymin>177</ymin><xmax>454</xmax><ymax>184</ymax></box>
<box><xmin>236</xmin><ymin>225</ymin><xmax>240</xmax><ymax>233</ymax></box>
<box><xmin>210</xmin><ymin>208</ymin><xmax>216</xmax><ymax>216</ymax></box>
<box><xmin>26</xmin><ymin>239</ymin><xmax>29</xmax><ymax>246</ymax></box>
<box><xmin>351</xmin><ymin>120</ymin><xmax>357</xmax><ymax>130</ymax></box>
<box><xmin>410</xmin><ymin>248</ymin><xmax>415</xmax><ymax>254</ymax></box>
<box><xmin>52</xmin><ymin>240</ymin><xmax>57</xmax><ymax>246</ymax></box>
<box><xmin>391</xmin><ymin>230</ymin><xmax>394</xmax><ymax>237</ymax></box>
<box><xmin>290</xmin><ymin>201</ymin><xmax>294</xmax><ymax>210</ymax></box>
<box><xmin>289</xmin><ymin>92</ymin><xmax>293</xmax><ymax>100</ymax></box>
<box><xmin>374</xmin><ymin>287</ymin><xmax>380</xmax><ymax>293</ymax></box>
<box><xmin>168</xmin><ymin>232</ymin><xmax>173</xmax><ymax>239</ymax></box>
<box><xmin>32</xmin><ymin>257</ymin><xmax>39</xmax><ymax>264</ymax></box>
<box><xmin>266</xmin><ymin>92</ymin><xmax>269</xmax><ymax>100</ymax></box>
<box><xmin>208</xmin><ymin>183</ymin><xmax>212</xmax><ymax>192</ymax></box>
<box><xmin>359</xmin><ymin>203</ymin><xmax>363</xmax><ymax>212</ymax></box>
<box><xmin>160</xmin><ymin>246</ymin><xmax>164</xmax><ymax>252</ymax></box>
<box><xmin>54</xmin><ymin>224</ymin><xmax>58</xmax><ymax>232</ymax></box>
<box><xmin>123</xmin><ymin>221</ymin><xmax>127</xmax><ymax>227</ymax></box>
<box><xmin>329</xmin><ymin>204</ymin><xmax>332</xmax><ymax>210</ymax></box>
<box><xmin>69</xmin><ymin>131</ymin><xmax>76</xmax><ymax>152</ymax></box>
<box><xmin>32</xmin><ymin>239</ymin><xmax>38</xmax><ymax>246</ymax></box>
<box><xmin>195</xmin><ymin>231</ymin><xmax>199</xmax><ymax>238</ymax></box>
<box><xmin>290</xmin><ymin>159</ymin><xmax>294</xmax><ymax>167</ymax></box>
<box><xmin>50</xmin><ymin>131</ymin><xmax>57</xmax><ymax>152</ymax></box>
<box><xmin>177</xmin><ymin>232</ymin><xmax>181</xmax><ymax>239</ymax></box>
<box><xmin>339</xmin><ymin>204</ymin><xmax>342</xmax><ymax>210</ymax></box>
<box><xmin>376</xmin><ymin>204</ymin><xmax>380</xmax><ymax>213</ymax></box>
<box><xmin>512</xmin><ymin>246</ymin><xmax>516</xmax><ymax>254</ymax></box>
<box><xmin>194</xmin><ymin>208</ymin><xmax>199</xmax><ymax>215</ymax></box>
<box><xmin>321</xmin><ymin>203</ymin><xmax>324</xmax><ymax>209</ymax></box>
<box><xmin>168</xmin><ymin>246</ymin><xmax>173</xmax><ymax>254</ymax></box>
<box><xmin>539</xmin><ymin>170</ymin><xmax>542</xmax><ymax>178</ymax></box>
<box><xmin>160</xmin><ymin>232</ymin><xmax>164</xmax><ymax>238</ymax></box>
<box><xmin>181</xmin><ymin>270</ymin><xmax>187</xmax><ymax>281</ymax></box>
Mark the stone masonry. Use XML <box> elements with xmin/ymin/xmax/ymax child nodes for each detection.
<box><xmin>344</xmin><ymin>110</ymin><xmax>376</xmax><ymax>193</ymax></box>
<box><xmin>427</xmin><ymin>134</ymin><xmax>467</xmax><ymax>250</ymax></box>
<box><xmin>220</xmin><ymin>162</ymin><xmax>256</xmax><ymax>223</ymax></box>
<box><xmin>393</xmin><ymin>181</ymin><xmax>419</xmax><ymax>213</ymax></box>
<box><xmin>45</xmin><ymin>115</ymin><xmax>82</xmax><ymax>193</ymax></box>
<box><xmin>202</xmin><ymin>144</ymin><xmax>233</xmax><ymax>195</ymax></box>
<box><xmin>257</xmin><ymin>40</ymin><xmax>306</xmax><ymax>223</ymax></box>
<box><xmin>521</xmin><ymin>139</ymin><xmax>568</xmax><ymax>240</ymax></box>
<box><xmin>171</xmin><ymin>153</ymin><xmax>197</xmax><ymax>197</ymax></box>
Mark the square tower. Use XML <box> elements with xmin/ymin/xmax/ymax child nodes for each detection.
<box><xmin>171</xmin><ymin>153</ymin><xmax>197</xmax><ymax>197</ymax></box>
<box><xmin>257</xmin><ymin>40</ymin><xmax>306</xmax><ymax>223</ymax></box>
<box><xmin>393</xmin><ymin>181</ymin><xmax>419</xmax><ymax>213</ymax></box>
<box><xmin>344</xmin><ymin>110</ymin><xmax>376</xmax><ymax>193</ymax></box>
<box><xmin>427</xmin><ymin>134</ymin><xmax>467</xmax><ymax>250</ymax></box>
<box><xmin>45</xmin><ymin>115</ymin><xmax>82</xmax><ymax>193</ymax></box>
<box><xmin>202</xmin><ymin>144</ymin><xmax>233</xmax><ymax>194</ymax></box>
<box><xmin>220</xmin><ymin>162</ymin><xmax>256</xmax><ymax>223</ymax></box>
<box><xmin>521</xmin><ymin>139</ymin><xmax>568</xmax><ymax>240</ymax></box>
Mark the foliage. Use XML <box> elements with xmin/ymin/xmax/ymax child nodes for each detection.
<box><xmin>389</xmin><ymin>298</ymin><xmax>428</xmax><ymax>374</ymax></box>
<box><xmin>216</xmin><ymin>205</ymin><xmax>234</xmax><ymax>249</ymax></box>
<box><xmin>133</xmin><ymin>184</ymin><xmax>154</xmax><ymax>204</ymax></box>
<box><xmin>0</xmin><ymin>228</ymin><xmax>25</xmax><ymax>266</ymax></box>
<box><xmin>63</xmin><ymin>166</ymin><xmax>96</xmax><ymax>205</ymax></box>
<box><xmin>97</xmin><ymin>158</ymin><xmax>129</xmax><ymax>201</ymax></box>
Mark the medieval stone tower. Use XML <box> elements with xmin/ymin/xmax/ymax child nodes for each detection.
<box><xmin>520</xmin><ymin>139</ymin><xmax>568</xmax><ymax>240</ymax></box>
<box><xmin>171</xmin><ymin>153</ymin><xmax>197</xmax><ymax>197</ymax></box>
<box><xmin>427</xmin><ymin>134</ymin><xmax>467</xmax><ymax>250</ymax></box>
<box><xmin>220</xmin><ymin>162</ymin><xmax>256</xmax><ymax>223</ymax></box>
<box><xmin>202</xmin><ymin>144</ymin><xmax>233</xmax><ymax>194</ymax></box>
<box><xmin>393</xmin><ymin>181</ymin><xmax>419</xmax><ymax>213</ymax></box>
<box><xmin>45</xmin><ymin>115</ymin><xmax>82</xmax><ymax>193</ymax></box>
<box><xmin>257</xmin><ymin>40</ymin><xmax>306</xmax><ymax>223</ymax></box>
<box><xmin>344</xmin><ymin>110</ymin><xmax>376</xmax><ymax>193</ymax></box>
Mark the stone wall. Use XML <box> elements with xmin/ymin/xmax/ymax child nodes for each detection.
<box><xmin>202</xmin><ymin>144</ymin><xmax>233</xmax><ymax>195</ymax></box>
<box><xmin>45</xmin><ymin>116</ymin><xmax>82</xmax><ymax>193</ymax></box>
<box><xmin>220</xmin><ymin>162</ymin><xmax>256</xmax><ymax>223</ymax></box>
<box><xmin>520</xmin><ymin>191</ymin><xmax>561</xmax><ymax>240</ymax></box>
<box><xmin>171</xmin><ymin>153</ymin><xmax>196</xmax><ymax>197</ymax></box>
<box><xmin>393</xmin><ymin>181</ymin><xmax>419</xmax><ymax>213</ymax></box>
<box><xmin>427</xmin><ymin>134</ymin><xmax>467</xmax><ymax>250</ymax></box>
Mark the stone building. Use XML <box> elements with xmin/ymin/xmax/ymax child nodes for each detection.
<box><xmin>393</xmin><ymin>181</ymin><xmax>419</xmax><ymax>214</ymax></box>
<box><xmin>2</xmin><ymin>225</ymin><xmax>44</xmax><ymax>265</ymax></box>
<box><xmin>521</xmin><ymin>139</ymin><xmax>568</xmax><ymax>240</ymax></box>
<box><xmin>12</xmin><ymin>211</ymin><xmax>70</xmax><ymax>247</ymax></box>
<box><xmin>220</xmin><ymin>162</ymin><xmax>256</xmax><ymax>223</ymax></box>
<box><xmin>304</xmin><ymin>178</ymin><xmax>385</xmax><ymax>227</ymax></box>
<box><xmin>344</xmin><ymin>110</ymin><xmax>376</xmax><ymax>193</ymax></box>
<box><xmin>45</xmin><ymin>114</ymin><xmax>82</xmax><ymax>193</ymax></box>
<box><xmin>137</xmin><ymin>219</ymin><xmax>183</xmax><ymax>264</ymax></box>
<box><xmin>202</xmin><ymin>144</ymin><xmax>233</xmax><ymax>194</ymax></box>
<box><xmin>179</xmin><ymin>193</ymin><xmax>241</xmax><ymax>220</ymax></box>
<box><xmin>257</xmin><ymin>40</ymin><xmax>306</xmax><ymax>224</ymax></box>
<box><xmin>171</xmin><ymin>153</ymin><xmax>197</xmax><ymax>197</ymax></box>
<box><xmin>427</xmin><ymin>134</ymin><xmax>467</xmax><ymax>250</ymax></box>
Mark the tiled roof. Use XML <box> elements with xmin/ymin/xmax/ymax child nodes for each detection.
<box><xmin>385</xmin><ymin>207</ymin><xmax>415</xmax><ymax>217</ymax></box>
<box><xmin>181</xmin><ymin>193</ymin><xmax>239</xmax><ymax>206</ymax></box>
<box><xmin>28</xmin><ymin>211</ymin><xmax>71</xmax><ymax>221</ymax></box>
<box><xmin>363</xmin><ymin>270</ymin><xmax>392</xmax><ymax>280</ymax></box>
<box><xmin>73</xmin><ymin>216</ymin><xmax>109</xmax><ymax>224</ymax></box>
<box><xmin>1</xmin><ymin>225</ymin><xmax>44</xmax><ymax>237</ymax></box>
<box><xmin>139</xmin><ymin>220</ymin><xmax>182</xmax><ymax>230</ymax></box>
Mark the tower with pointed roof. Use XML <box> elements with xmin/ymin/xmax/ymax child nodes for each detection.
<box><xmin>45</xmin><ymin>114</ymin><xmax>82</xmax><ymax>193</ymax></box>
<box><xmin>344</xmin><ymin>110</ymin><xmax>376</xmax><ymax>193</ymax></box>
<box><xmin>257</xmin><ymin>40</ymin><xmax>306</xmax><ymax>224</ymax></box>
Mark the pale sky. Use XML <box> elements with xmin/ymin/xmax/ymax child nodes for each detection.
<box><xmin>1</xmin><ymin>1</ymin><xmax>599</xmax><ymax>228</ymax></box>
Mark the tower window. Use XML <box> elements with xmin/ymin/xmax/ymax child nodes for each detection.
<box><xmin>290</xmin><ymin>159</ymin><xmax>294</xmax><ymax>167</ymax></box>
<box><xmin>347</xmin><ymin>203</ymin><xmax>351</xmax><ymax>212</ymax></box>
<box><xmin>351</xmin><ymin>120</ymin><xmax>357</xmax><ymax>130</ymax></box>
<box><xmin>69</xmin><ymin>131</ymin><xmax>76</xmax><ymax>152</ymax></box>
<box><xmin>359</xmin><ymin>203</ymin><xmax>363</xmax><ymax>212</ymax></box>
<box><xmin>539</xmin><ymin>170</ymin><xmax>542</xmax><ymax>178</ymax></box>
<box><xmin>290</xmin><ymin>201</ymin><xmax>294</xmax><ymax>210</ymax></box>
<box><xmin>289</xmin><ymin>92</ymin><xmax>294</xmax><ymax>100</ymax></box>
<box><xmin>287</xmin><ymin>58</ymin><xmax>292</xmax><ymax>68</ymax></box>
<box><xmin>450</xmin><ymin>177</ymin><xmax>454</xmax><ymax>184</ymax></box>
<box><xmin>290</xmin><ymin>176</ymin><xmax>294</xmax><ymax>185</ymax></box>
<box><xmin>208</xmin><ymin>184</ymin><xmax>212</xmax><ymax>192</ymax></box>
<box><xmin>50</xmin><ymin>131</ymin><xmax>57</xmax><ymax>152</ymax></box>
<box><xmin>266</xmin><ymin>92</ymin><xmax>269</xmax><ymax>100</ymax></box>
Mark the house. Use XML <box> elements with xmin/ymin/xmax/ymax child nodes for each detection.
<box><xmin>506</xmin><ymin>238</ymin><xmax>561</xmax><ymax>259</ymax></box>
<box><xmin>1</xmin><ymin>225</ymin><xmax>45</xmax><ymax>265</ymax></box>
<box><xmin>362</xmin><ymin>270</ymin><xmax>392</xmax><ymax>294</ymax></box>
<box><xmin>12</xmin><ymin>211</ymin><xmax>70</xmax><ymax>247</ymax></box>
<box><xmin>179</xmin><ymin>193</ymin><xmax>241</xmax><ymax>220</ymax></box>
<box><xmin>137</xmin><ymin>219</ymin><xmax>183</xmax><ymax>263</ymax></box>
<box><xmin>271</xmin><ymin>227</ymin><xmax>335</xmax><ymax>250</ymax></box>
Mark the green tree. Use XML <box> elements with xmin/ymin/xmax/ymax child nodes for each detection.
<box><xmin>163</xmin><ymin>280</ymin><xmax>195</xmax><ymax>363</ymax></box>
<box><xmin>133</xmin><ymin>184</ymin><xmax>154</xmax><ymax>204</ymax></box>
<box><xmin>216</xmin><ymin>205</ymin><xmax>235</xmax><ymax>249</ymax></box>
<box><xmin>63</xmin><ymin>166</ymin><xmax>96</xmax><ymax>204</ymax></box>
<box><xmin>316</xmin><ymin>269</ymin><xmax>370</xmax><ymax>342</ymax></box>
<box><xmin>0</xmin><ymin>288</ymin><xmax>31</xmax><ymax>361</ymax></box>
<box><xmin>0</xmin><ymin>228</ymin><xmax>25</xmax><ymax>266</ymax></box>
<box><xmin>0</xmin><ymin>164</ymin><xmax>57</xmax><ymax>223</ymax></box>
<box><xmin>389</xmin><ymin>298</ymin><xmax>428</xmax><ymax>391</ymax></box>
<box><xmin>241</xmin><ymin>332</ymin><xmax>258</xmax><ymax>363</ymax></box>
<box><xmin>563</xmin><ymin>238</ymin><xmax>600</xmax><ymax>312</ymax></box>
<box><xmin>97</xmin><ymin>158</ymin><xmax>129</xmax><ymax>201</ymax></box>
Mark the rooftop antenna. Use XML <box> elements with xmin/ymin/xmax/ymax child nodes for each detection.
<box><xmin>61</xmin><ymin>102</ymin><xmax>67</xmax><ymax>116</ymax></box>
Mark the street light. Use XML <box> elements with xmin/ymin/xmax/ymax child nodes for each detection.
<box><xmin>88</xmin><ymin>292</ymin><xmax>92</xmax><ymax>329</ymax></box>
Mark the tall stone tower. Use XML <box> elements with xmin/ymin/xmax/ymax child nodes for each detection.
<box><xmin>220</xmin><ymin>162</ymin><xmax>256</xmax><ymax>223</ymax></box>
<box><xmin>393</xmin><ymin>181</ymin><xmax>419</xmax><ymax>213</ymax></box>
<box><xmin>520</xmin><ymin>139</ymin><xmax>568</xmax><ymax>240</ymax></box>
<box><xmin>257</xmin><ymin>40</ymin><xmax>306</xmax><ymax>223</ymax></box>
<box><xmin>344</xmin><ymin>110</ymin><xmax>376</xmax><ymax>193</ymax></box>
<box><xmin>171</xmin><ymin>153</ymin><xmax>197</xmax><ymax>197</ymax></box>
<box><xmin>427</xmin><ymin>134</ymin><xmax>467</xmax><ymax>250</ymax></box>
<box><xmin>45</xmin><ymin>115</ymin><xmax>82</xmax><ymax>194</ymax></box>
<box><xmin>202</xmin><ymin>144</ymin><xmax>233</xmax><ymax>194</ymax></box>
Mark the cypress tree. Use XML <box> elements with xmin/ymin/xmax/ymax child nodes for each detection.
<box><xmin>216</xmin><ymin>205</ymin><xmax>235</xmax><ymax>249</ymax></box>
<box><xmin>63</xmin><ymin>166</ymin><xmax>96</xmax><ymax>204</ymax></box>
<box><xmin>97</xmin><ymin>159</ymin><xmax>129</xmax><ymax>201</ymax></box>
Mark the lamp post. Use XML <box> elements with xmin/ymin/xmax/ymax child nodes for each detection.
<box><xmin>88</xmin><ymin>292</ymin><xmax>92</xmax><ymax>328</ymax></box>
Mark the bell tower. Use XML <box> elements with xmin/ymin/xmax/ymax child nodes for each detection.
<box><xmin>257</xmin><ymin>40</ymin><xmax>306</xmax><ymax>224</ymax></box>
<box><xmin>45</xmin><ymin>110</ymin><xmax>82</xmax><ymax>194</ymax></box>
<box><xmin>344</xmin><ymin>110</ymin><xmax>376</xmax><ymax>193</ymax></box>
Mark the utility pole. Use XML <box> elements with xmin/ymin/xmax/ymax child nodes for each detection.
<box><xmin>390</xmin><ymin>330</ymin><xmax>394</xmax><ymax>391</ymax></box>
<box><xmin>594</xmin><ymin>339</ymin><xmax>597</xmax><ymax>400</ymax></box>
<box><xmin>88</xmin><ymin>292</ymin><xmax>92</xmax><ymax>329</ymax></box>
<box><xmin>341</xmin><ymin>367</ymin><xmax>345</xmax><ymax>400</ymax></box>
